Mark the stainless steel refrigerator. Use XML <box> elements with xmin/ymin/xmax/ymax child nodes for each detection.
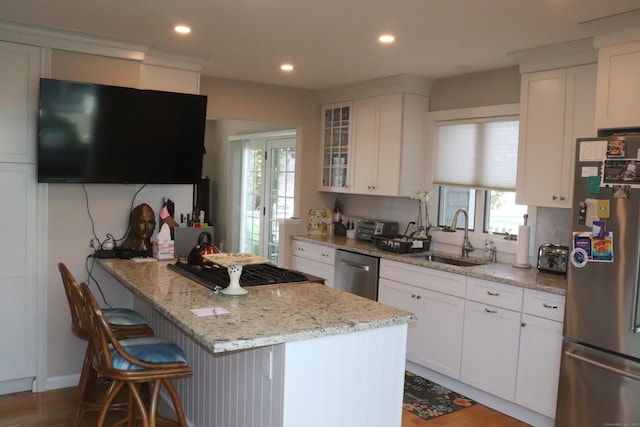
<box><xmin>556</xmin><ymin>135</ymin><xmax>640</xmax><ymax>426</ymax></box>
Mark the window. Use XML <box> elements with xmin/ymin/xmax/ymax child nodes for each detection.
<box><xmin>430</xmin><ymin>104</ymin><xmax>525</xmax><ymax>237</ymax></box>
<box><xmin>485</xmin><ymin>191</ymin><xmax>527</xmax><ymax>235</ymax></box>
<box><xmin>438</xmin><ymin>187</ymin><xmax>476</xmax><ymax>230</ymax></box>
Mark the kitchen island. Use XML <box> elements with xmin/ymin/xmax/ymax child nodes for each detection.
<box><xmin>97</xmin><ymin>258</ymin><xmax>414</xmax><ymax>427</ymax></box>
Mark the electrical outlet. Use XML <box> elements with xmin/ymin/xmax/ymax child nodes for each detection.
<box><xmin>262</xmin><ymin>348</ymin><xmax>272</xmax><ymax>380</ymax></box>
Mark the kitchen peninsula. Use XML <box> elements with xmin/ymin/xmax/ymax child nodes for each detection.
<box><xmin>97</xmin><ymin>258</ymin><xmax>414</xmax><ymax>427</ymax></box>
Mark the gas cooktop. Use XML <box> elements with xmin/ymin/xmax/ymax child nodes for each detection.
<box><xmin>168</xmin><ymin>261</ymin><xmax>316</xmax><ymax>291</ymax></box>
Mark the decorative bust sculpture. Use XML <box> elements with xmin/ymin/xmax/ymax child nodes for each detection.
<box><xmin>120</xmin><ymin>203</ymin><xmax>156</xmax><ymax>252</ymax></box>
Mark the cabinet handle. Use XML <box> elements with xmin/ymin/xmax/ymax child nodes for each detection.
<box><xmin>484</xmin><ymin>308</ymin><xmax>498</xmax><ymax>314</ymax></box>
<box><xmin>487</xmin><ymin>290</ymin><xmax>500</xmax><ymax>296</ymax></box>
<box><xmin>521</xmin><ymin>322</ymin><xmax>527</xmax><ymax>327</ymax></box>
<box><xmin>542</xmin><ymin>303</ymin><xmax>558</xmax><ymax>309</ymax></box>
<box><xmin>552</xmin><ymin>195</ymin><xmax>558</xmax><ymax>200</ymax></box>
<box><xmin>560</xmin><ymin>196</ymin><xmax>566</xmax><ymax>201</ymax></box>
<box><xmin>411</xmin><ymin>294</ymin><xmax>422</xmax><ymax>300</ymax></box>
<box><xmin>297</xmin><ymin>247</ymin><xmax>304</xmax><ymax>252</ymax></box>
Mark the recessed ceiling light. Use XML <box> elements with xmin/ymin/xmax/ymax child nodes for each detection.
<box><xmin>174</xmin><ymin>25</ymin><xmax>191</xmax><ymax>35</ymax></box>
<box><xmin>280</xmin><ymin>63</ymin><xmax>294</xmax><ymax>72</ymax></box>
<box><xmin>378</xmin><ymin>34</ymin><xmax>395</xmax><ymax>44</ymax></box>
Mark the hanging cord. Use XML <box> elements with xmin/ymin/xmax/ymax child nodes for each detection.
<box><xmin>83</xmin><ymin>183</ymin><xmax>147</xmax><ymax>307</ymax></box>
<box><xmin>85</xmin><ymin>254</ymin><xmax>112</xmax><ymax>308</ymax></box>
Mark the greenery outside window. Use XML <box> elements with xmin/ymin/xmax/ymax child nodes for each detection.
<box><xmin>485</xmin><ymin>191</ymin><xmax>527</xmax><ymax>235</ymax></box>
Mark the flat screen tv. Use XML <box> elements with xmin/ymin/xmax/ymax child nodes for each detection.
<box><xmin>37</xmin><ymin>78</ymin><xmax>207</xmax><ymax>184</ymax></box>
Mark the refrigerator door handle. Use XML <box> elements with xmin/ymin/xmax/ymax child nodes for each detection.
<box><xmin>565</xmin><ymin>349</ymin><xmax>640</xmax><ymax>381</ymax></box>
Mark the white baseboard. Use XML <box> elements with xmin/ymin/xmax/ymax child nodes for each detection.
<box><xmin>46</xmin><ymin>373</ymin><xmax>80</xmax><ymax>391</ymax></box>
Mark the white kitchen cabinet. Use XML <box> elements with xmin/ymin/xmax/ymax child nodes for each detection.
<box><xmin>291</xmin><ymin>240</ymin><xmax>335</xmax><ymax>288</ymax></box>
<box><xmin>0</xmin><ymin>41</ymin><xmax>40</xmax><ymax>391</ymax></box>
<box><xmin>319</xmin><ymin>102</ymin><xmax>353</xmax><ymax>191</ymax></box>
<box><xmin>515</xmin><ymin>290</ymin><xmax>565</xmax><ymax>418</ymax></box>
<box><xmin>461</xmin><ymin>278</ymin><xmax>524</xmax><ymax>401</ymax></box>
<box><xmin>516</xmin><ymin>64</ymin><xmax>597</xmax><ymax>208</ymax></box>
<box><xmin>595</xmin><ymin>40</ymin><xmax>640</xmax><ymax>130</ymax></box>
<box><xmin>350</xmin><ymin>93</ymin><xmax>428</xmax><ymax>197</ymax></box>
<box><xmin>379</xmin><ymin>260</ymin><xmax>465</xmax><ymax>378</ymax></box>
<box><xmin>0</xmin><ymin>41</ymin><xmax>40</xmax><ymax>164</ymax></box>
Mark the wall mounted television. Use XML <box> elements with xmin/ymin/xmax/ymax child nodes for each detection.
<box><xmin>37</xmin><ymin>78</ymin><xmax>207</xmax><ymax>184</ymax></box>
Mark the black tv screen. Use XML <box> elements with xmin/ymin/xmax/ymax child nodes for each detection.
<box><xmin>38</xmin><ymin>78</ymin><xmax>207</xmax><ymax>184</ymax></box>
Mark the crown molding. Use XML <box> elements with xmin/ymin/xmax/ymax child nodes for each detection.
<box><xmin>319</xmin><ymin>74</ymin><xmax>433</xmax><ymax>104</ymax></box>
<box><xmin>508</xmin><ymin>38</ymin><xmax>597</xmax><ymax>73</ymax></box>
<box><xmin>0</xmin><ymin>19</ymin><xmax>206</xmax><ymax>70</ymax></box>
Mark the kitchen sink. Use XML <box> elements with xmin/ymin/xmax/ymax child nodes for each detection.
<box><xmin>414</xmin><ymin>253</ymin><xmax>487</xmax><ymax>267</ymax></box>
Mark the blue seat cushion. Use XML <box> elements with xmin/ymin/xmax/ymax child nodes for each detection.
<box><xmin>103</xmin><ymin>308</ymin><xmax>149</xmax><ymax>326</ymax></box>
<box><xmin>109</xmin><ymin>337</ymin><xmax>189</xmax><ymax>371</ymax></box>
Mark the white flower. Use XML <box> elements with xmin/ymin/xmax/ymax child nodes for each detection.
<box><xmin>410</xmin><ymin>190</ymin><xmax>430</xmax><ymax>203</ymax></box>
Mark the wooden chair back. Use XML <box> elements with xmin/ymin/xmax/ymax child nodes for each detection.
<box><xmin>58</xmin><ymin>262</ymin><xmax>92</xmax><ymax>340</ymax></box>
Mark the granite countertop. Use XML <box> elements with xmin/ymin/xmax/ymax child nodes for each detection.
<box><xmin>293</xmin><ymin>234</ymin><xmax>567</xmax><ymax>296</ymax></box>
<box><xmin>97</xmin><ymin>258</ymin><xmax>415</xmax><ymax>353</ymax></box>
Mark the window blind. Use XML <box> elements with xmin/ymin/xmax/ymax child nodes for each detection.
<box><xmin>433</xmin><ymin>116</ymin><xmax>519</xmax><ymax>191</ymax></box>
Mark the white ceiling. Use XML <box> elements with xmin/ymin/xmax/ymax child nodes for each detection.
<box><xmin>1</xmin><ymin>0</ymin><xmax>640</xmax><ymax>90</ymax></box>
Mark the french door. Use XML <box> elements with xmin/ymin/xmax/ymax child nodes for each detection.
<box><xmin>240</xmin><ymin>132</ymin><xmax>296</xmax><ymax>263</ymax></box>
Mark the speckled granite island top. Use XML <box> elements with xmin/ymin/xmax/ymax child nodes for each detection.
<box><xmin>294</xmin><ymin>235</ymin><xmax>567</xmax><ymax>296</ymax></box>
<box><xmin>97</xmin><ymin>258</ymin><xmax>415</xmax><ymax>354</ymax></box>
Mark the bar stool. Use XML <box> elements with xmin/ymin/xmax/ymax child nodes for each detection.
<box><xmin>81</xmin><ymin>282</ymin><xmax>192</xmax><ymax>426</ymax></box>
<box><xmin>58</xmin><ymin>262</ymin><xmax>155</xmax><ymax>426</ymax></box>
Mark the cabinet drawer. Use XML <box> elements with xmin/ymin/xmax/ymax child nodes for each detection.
<box><xmin>292</xmin><ymin>240</ymin><xmax>335</xmax><ymax>265</ymax></box>
<box><xmin>466</xmin><ymin>278</ymin><xmax>523</xmax><ymax>311</ymax></box>
<box><xmin>380</xmin><ymin>259</ymin><xmax>466</xmax><ymax>298</ymax></box>
<box><xmin>522</xmin><ymin>289</ymin><xmax>565</xmax><ymax>322</ymax></box>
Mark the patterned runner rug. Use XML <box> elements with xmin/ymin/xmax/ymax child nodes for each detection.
<box><xmin>403</xmin><ymin>371</ymin><xmax>476</xmax><ymax>420</ymax></box>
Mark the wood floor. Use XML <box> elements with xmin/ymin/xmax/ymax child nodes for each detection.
<box><xmin>0</xmin><ymin>386</ymin><xmax>530</xmax><ymax>426</ymax></box>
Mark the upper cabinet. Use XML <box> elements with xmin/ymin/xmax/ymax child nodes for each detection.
<box><xmin>319</xmin><ymin>102</ymin><xmax>353</xmax><ymax>191</ymax></box>
<box><xmin>0</xmin><ymin>41</ymin><xmax>40</xmax><ymax>164</ymax></box>
<box><xmin>515</xmin><ymin>64</ymin><xmax>597</xmax><ymax>208</ymax></box>
<box><xmin>595</xmin><ymin>40</ymin><xmax>640</xmax><ymax>130</ymax></box>
<box><xmin>320</xmin><ymin>93</ymin><xmax>428</xmax><ymax>197</ymax></box>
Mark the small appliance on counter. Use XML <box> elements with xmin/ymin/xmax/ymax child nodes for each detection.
<box><xmin>355</xmin><ymin>219</ymin><xmax>398</xmax><ymax>241</ymax></box>
<box><xmin>536</xmin><ymin>243</ymin><xmax>569</xmax><ymax>274</ymax></box>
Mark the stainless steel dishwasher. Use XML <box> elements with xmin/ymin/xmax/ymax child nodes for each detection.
<box><xmin>333</xmin><ymin>249</ymin><xmax>379</xmax><ymax>300</ymax></box>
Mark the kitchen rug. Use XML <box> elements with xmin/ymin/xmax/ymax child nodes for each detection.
<box><xmin>403</xmin><ymin>371</ymin><xmax>476</xmax><ymax>420</ymax></box>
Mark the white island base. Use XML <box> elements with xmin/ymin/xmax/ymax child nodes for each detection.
<box><xmin>136</xmin><ymin>298</ymin><xmax>408</xmax><ymax>427</ymax></box>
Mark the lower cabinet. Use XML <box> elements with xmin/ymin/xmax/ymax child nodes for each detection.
<box><xmin>515</xmin><ymin>290</ymin><xmax>565</xmax><ymax>418</ymax></box>
<box><xmin>379</xmin><ymin>260</ymin><xmax>465</xmax><ymax>378</ymax></box>
<box><xmin>378</xmin><ymin>258</ymin><xmax>566</xmax><ymax>422</ymax></box>
<box><xmin>291</xmin><ymin>240</ymin><xmax>335</xmax><ymax>287</ymax></box>
<box><xmin>460</xmin><ymin>299</ymin><xmax>522</xmax><ymax>401</ymax></box>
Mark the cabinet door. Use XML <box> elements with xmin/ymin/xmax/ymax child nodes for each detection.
<box><xmin>0</xmin><ymin>163</ymin><xmax>37</xmax><ymax>383</ymax></box>
<box><xmin>372</xmin><ymin>94</ymin><xmax>403</xmax><ymax>196</ymax></box>
<box><xmin>515</xmin><ymin>314</ymin><xmax>563</xmax><ymax>418</ymax></box>
<box><xmin>516</xmin><ymin>69</ymin><xmax>568</xmax><ymax>207</ymax></box>
<box><xmin>351</xmin><ymin>97</ymin><xmax>378</xmax><ymax>194</ymax></box>
<box><xmin>291</xmin><ymin>256</ymin><xmax>334</xmax><ymax>288</ymax></box>
<box><xmin>0</xmin><ymin>41</ymin><xmax>40</xmax><ymax>164</ymax></box>
<box><xmin>596</xmin><ymin>41</ymin><xmax>640</xmax><ymax>129</ymax></box>
<box><xmin>516</xmin><ymin>65</ymin><xmax>596</xmax><ymax>208</ymax></box>
<box><xmin>378</xmin><ymin>278</ymin><xmax>422</xmax><ymax>361</ymax></box>
<box><xmin>320</xmin><ymin>103</ymin><xmax>352</xmax><ymax>191</ymax></box>
<box><xmin>461</xmin><ymin>300</ymin><xmax>521</xmax><ymax>401</ymax></box>
<box><xmin>415</xmin><ymin>287</ymin><xmax>465</xmax><ymax>379</ymax></box>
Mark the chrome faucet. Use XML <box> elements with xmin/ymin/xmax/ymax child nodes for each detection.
<box><xmin>444</xmin><ymin>208</ymin><xmax>475</xmax><ymax>257</ymax></box>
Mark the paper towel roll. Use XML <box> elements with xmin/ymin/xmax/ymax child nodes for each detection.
<box><xmin>514</xmin><ymin>225</ymin><xmax>531</xmax><ymax>267</ymax></box>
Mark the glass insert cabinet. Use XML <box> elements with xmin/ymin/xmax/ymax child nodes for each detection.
<box><xmin>321</xmin><ymin>102</ymin><xmax>352</xmax><ymax>190</ymax></box>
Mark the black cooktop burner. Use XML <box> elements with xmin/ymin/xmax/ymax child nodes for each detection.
<box><xmin>168</xmin><ymin>261</ymin><xmax>312</xmax><ymax>291</ymax></box>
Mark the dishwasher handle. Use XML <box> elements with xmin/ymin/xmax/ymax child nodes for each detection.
<box><xmin>338</xmin><ymin>260</ymin><xmax>370</xmax><ymax>272</ymax></box>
